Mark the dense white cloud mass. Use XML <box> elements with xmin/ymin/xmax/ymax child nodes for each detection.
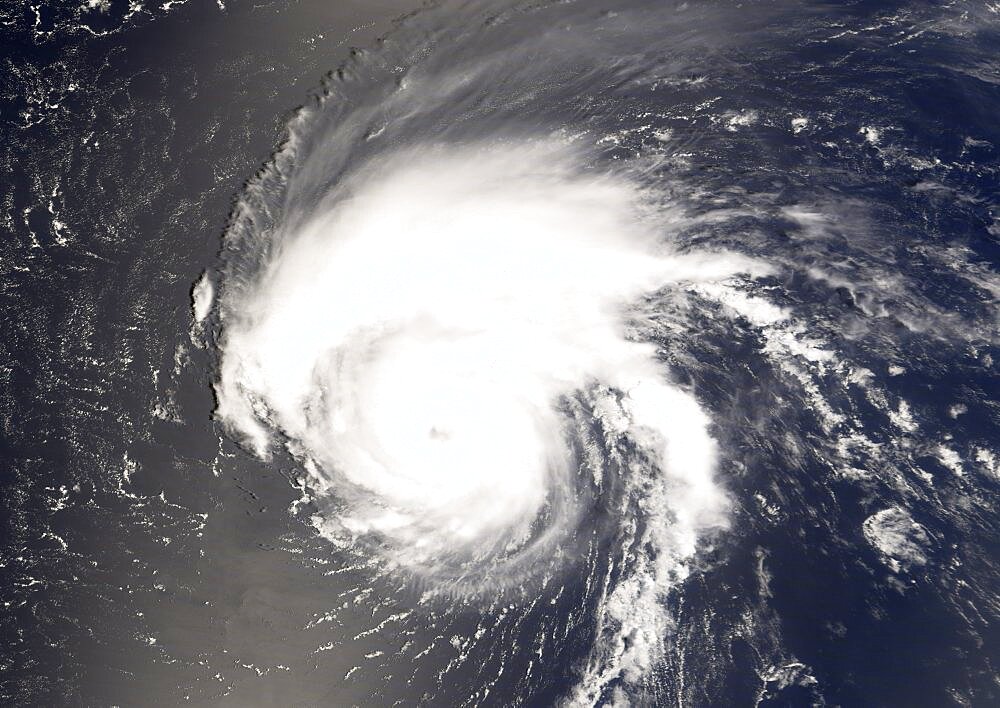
<box><xmin>215</xmin><ymin>142</ymin><xmax>756</xmax><ymax>590</ymax></box>
<box><xmin>212</xmin><ymin>140</ymin><xmax>779</xmax><ymax>701</ymax></box>
<box><xmin>863</xmin><ymin>507</ymin><xmax>931</xmax><ymax>572</ymax></box>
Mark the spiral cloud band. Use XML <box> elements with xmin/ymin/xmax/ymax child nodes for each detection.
<box><xmin>215</xmin><ymin>142</ymin><xmax>754</xmax><ymax>592</ymax></box>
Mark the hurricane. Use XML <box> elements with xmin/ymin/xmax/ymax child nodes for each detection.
<box><xmin>214</xmin><ymin>136</ymin><xmax>766</xmax><ymax>696</ymax></box>
<box><xmin>217</xmin><ymin>139</ymin><xmax>746</xmax><ymax>577</ymax></box>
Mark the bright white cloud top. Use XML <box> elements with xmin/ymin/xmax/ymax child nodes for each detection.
<box><xmin>213</xmin><ymin>141</ymin><xmax>754</xmax><ymax>575</ymax></box>
<box><xmin>212</xmin><ymin>139</ymin><xmax>773</xmax><ymax>697</ymax></box>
